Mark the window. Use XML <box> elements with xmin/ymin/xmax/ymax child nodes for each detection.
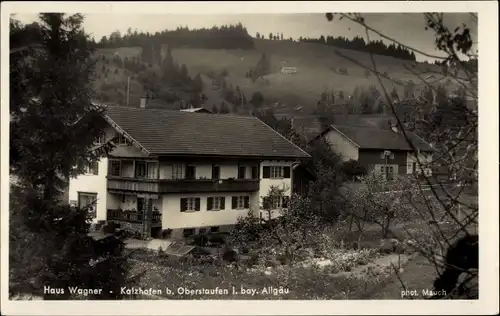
<box><xmin>114</xmin><ymin>131</ymin><xmax>129</xmax><ymax>146</ymax></box>
<box><xmin>271</xmin><ymin>166</ymin><xmax>283</xmax><ymax>178</ymax></box>
<box><xmin>198</xmin><ymin>228</ymin><xmax>207</xmax><ymax>235</ymax></box>
<box><xmin>264</xmin><ymin>196</ymin><xmax>290</xmax><ymax>210</ymax></box>
<box><xmin>232</xmin><ymin>196</ymin><xmax>249</xmax><ymax>209</ymax></box>
<box><xmin>237</xmin><ymin>166</ymin><xmax>246</xmax><ymax>179</ymax></box>
<box><xmin>78</xmin><ymin>192</ymin><xmax>97</xmax><ymax>218</ymax></box>
<box><xmin>207</xmin><ymin>196</ymin><xmax>225</xmax><ymax>211</ymax></box>
<box><xmin>262</xmin><ymin>166</ymin><xmax>291</xmax><ymax>179</ymax></box>
<box><xmin>172</xmin><ymin>164</ymin><xmax>185</xmax><ymax>180</ymax></box>
<box><xmin>183</xmin><ymin>228</ymin><xmax>195</xmax><ymax>237</ymax></box>
<box><xmin>86</xmin><ymin>161</ymin><xmax>99</xmax><ymax>175</ymax></box>
<box><xmin>135</xmin><ymin>161</ymin><xmax>147</xmax><ymax>178</ymax></box>
<box><xmin>185</xmin><ymin>165</ymin><xmax>196</xmax><ymax>179</ymax></box>
<box><xmin>210</xmin><ymin>226</ymin><xmax>220</xmax><ymax>233</ymax></box>
<box><xmin>180</xmin><ymin>197</ymin><xmax>200</xmax><ymax>212</ymax></box>
<box><xmin>272</xmin><ymin>196</ymin><xmax>282</xmax><ymax>209</ymax></box>
<box><xmin>109</xmin><ymin>160</ymin><xmax>121</xmax><ymax>176</ymax></box>
<box><xmin>212</xmin><ymin>165</ymin><xmax>220</xmax><ymax>179</ymax></box>
<box><xmin>135</xmin><ymin>161</ymin><xmax>158</xmax><ymax>179</ymax></box>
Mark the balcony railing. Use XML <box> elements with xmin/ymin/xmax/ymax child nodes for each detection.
<box><xmin>107</xmin><ymin>209</ymin><xmax>161</xmax><ymax>225</ymax></box>
<box><xmin>107</xmin><ymin>176</ymin><xmax>159</xmax><ymax>193</ymax></box>
<box><xmin>107</xmin><ymin>175</ymin><xmax>260</xmax><ymax>193</ymax></box>
<box><xmin>159</xmin><ymin>178</ymin><xmax>260</xmax><ymax>193</ymax></box>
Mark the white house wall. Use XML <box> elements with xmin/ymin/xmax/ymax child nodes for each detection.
<box><xmin>324</xmin><ymin>129</ymin><xmax>359</xmax><ymax>161</ymax></box>
<box><xmin>68</xmin><ymin>157</ymin><xmax>109</xmax><ymax>222</ymax></box>
<box><xmin>161</xmin><ymin>192</ymin><xmax>258</xmax><ymax>229</ymax></box>
<box><xmin>407</xmin><ymin>152</ymin><xmax>433</xmax><ymax>176</ymax></box>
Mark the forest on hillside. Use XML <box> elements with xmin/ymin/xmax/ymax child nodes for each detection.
<box><xmin>298</xmin><ymin>35</ymin><xmax>417</xmax><ymax>61</ymax></box>
<box><xmin>96</xmin><ymin>24</ymin><xmax>254</xmax><ymax>55</ymax></box>
<box><xmin>96</xmin><ymin>23</ymin><xmax>420</xmax><ymax>63</ymax></box>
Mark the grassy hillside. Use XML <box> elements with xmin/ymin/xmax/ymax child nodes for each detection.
<box><xmin>93</xmin><ymin>39</ymin><xmax>463</xmax><ymax>113</ymax></box>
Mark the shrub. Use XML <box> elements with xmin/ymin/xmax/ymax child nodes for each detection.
<box><xmin>161</xmin><ymin>229</ymin><xmax>172</xmax><ymax>239</ymax></box>
<box><xmin>338</xmin><ymin>67</ymin><xmax>348</xmax><ymax>75</ymax></box>
<box><xmin>222</xmin><ymin>249</ymin><xmax>239</xmax><ymax>262</ymax></box>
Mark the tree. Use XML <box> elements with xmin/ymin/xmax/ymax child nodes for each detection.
<box><xmin>9</xmin><ymin>14</ymin><xmax>130</xmax><ymax>299</ymax></box>
<box><xmin>344</xmin><ymin>173</ymin><xmax>421</xmax><ymax>238</ymax></box>
<box><xmin>219</xmin><ymin>101</ymin><xmax>230</xmax><ymax>114</ymax></box>
<box><xmin>250</xmin><ymin>91</ymin><xmax>265</xmax><ymax>108</ymax></box>
<box><xmin>341</xmin><ymin>159</ymin><xmax>367</xmax><ymax>181</ymax></box>
<box><xmin>193</xmin><ymin>73</ymin><xmax>203</xmax><ymax>93</ymax></box>
<box><xmin>390</xmin><ymin>86</ymin><xmax>399</xmax><ymax>101</ymax></box>
<box><xmin>256</xmin><ymin>32</ymin><xmax>260</xmax><ymax>39</ymax></box>
<box><xmin>324</xmin><ymin>12</ymin><xmax>478</xmax><ymax>298</ymax></box>
<box><xmin>211</xmin><ymin>103</ymin><xmax>219</xmax><ymax>114</ymax></box>
<box><xmin>230</xmin><ymin>186</ymin><xmax>333</xmax><ymax>266</ymax></box>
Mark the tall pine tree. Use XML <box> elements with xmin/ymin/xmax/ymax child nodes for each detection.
<box><xmin>10</xmin><ymin>13</ymin><xmax>130</xmax><ymax>299</ymax></box>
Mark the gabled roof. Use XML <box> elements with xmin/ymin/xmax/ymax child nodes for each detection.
<box><xmin>313</xmin><ymin>124</ymin><xmax>434</xmax><ymax>152</ymax></box>
<box><xmin>104</xmin><ymin>105</ymin><xmax>311</xmax><ymax>159</ymax></box>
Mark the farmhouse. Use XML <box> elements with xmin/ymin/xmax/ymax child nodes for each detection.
<box><xmin>310</xmin><ymin>123</ymin><xmax>434</xmax><ymax>180</ymax></box>
<box><xmin>68</xmin><ymin>103</ymin><xmax>310</xmax><ymax>239</ymax></box>
<box><xmin>281</xmin><ymin>66</ymin><xmax>297</xmax><ymax>74</ymax></box>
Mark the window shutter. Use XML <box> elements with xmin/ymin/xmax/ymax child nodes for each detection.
<box><xmin>180</xmin><ymin>198</ymin><xmax>187</xmax><ymax>212</ymax></box>
<box><xmin>283</xmin><ymin>166</ymin><xmax>291</xmax><ymax>178</ymax></box>
<box><xmin>282</xmin><ymin>196</ymin><xmax>290</xmax><ymax>208</ymax></box>
<box><xmin>244</xmin><ymin>196</ymin><xmax>250</xmax><ymax>209</ymax></box>
<box><xmin>94</xmin><ymin>162</ymin><xmax>99</xmax><ymax>175</ymax></box>
<box><xmin>263</xmin><ymin>166</ymin><xmax>270</xmax><ymax>178</ymax></box>
<box><xmin>195</xmin><ymin>198</ymin><xmax>201</xmax><ymax>211</ymax></box>
<box><xmin>232</xmin><ymin>196</ymin><xmax>238</xmax><ymax>209</ymax></box>
<box><xmin>262</xmin><ymin>197</ymin><xmax>270</xmax><ymax>210</ymax></box>
<box><xmin>251</xmin><ymin>166</ymin><xmax>258</xmax><ymax>179</ymax></box>
<box><xmin>207</xmin><ymin>197</ymin><xmax>213</xmax><ymax>211</ymax></box>
<box><xmin>220</xmin><ymin>197</ymin><xmax>226</xmax><ymax>210</ymax></box>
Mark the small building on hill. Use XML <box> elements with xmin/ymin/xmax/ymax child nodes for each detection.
<box><xmin>310</xmin><ymin>123</ymin><xmax>434</xmax><ymax>180</ymax></box>
<box><xmin>281</xmin><ymin>67</ymin><xmax>297</xmax><ymax>74</ymax></box>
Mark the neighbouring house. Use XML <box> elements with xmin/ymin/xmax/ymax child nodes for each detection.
<box><xmin>310</xmin><ymin>122</ymin><xmax>434</xmax><ymax>180</ymax></box>
<box><xmin>68</xmin><ymin>103</ymin><xmax>310</xmax><ymax>240</ymax></box>
<box><xmin>179</xmin><ymin>107</ymin><xmax>213</xmax><ymax>114</ymax></box>
<box><xmin>291</xmin><ymin>164</ymin><xmax>316</xmax><ymax>196</ymax></box>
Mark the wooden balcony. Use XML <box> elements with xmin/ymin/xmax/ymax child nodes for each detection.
<box><xmin>107</xmin><ymin>176</ymin><xmax>260</xmax><ymax>194</ymax></box>
<box><xmin>107</xmin><ymin>176</ymin><xmax>159</xmax><ymax>193</ymax></box>
<box><xmin>107</xmin><ymin>209</ymin><xmax>161</xmax><ymax>227</ymax></box>
<box><xmin>159</xmin><ymin>178</ymin><xmax>260</xmax><ymax>193</ymax></box>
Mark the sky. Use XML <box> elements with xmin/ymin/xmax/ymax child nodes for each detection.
<box><xmin>13</xmin><ymin>13</ymin><xmax>477</xmax><ymax>62</ymax></box>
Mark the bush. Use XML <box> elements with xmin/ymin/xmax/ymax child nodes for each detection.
<box><xmin>222</xmin><ymin>249</ymin><xmax>239</xmax><ymax>262</ymax></box>
<box><xmin>338</xmin><ymin>67</ymin><xmax>348</xmax><ymax>75</ymax></box>
<box><xmin>161</xmin><ymin>229</ymin><xmax>172</xmax><ymax>239</ymax></box>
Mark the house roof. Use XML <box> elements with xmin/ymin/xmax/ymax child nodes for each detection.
<box><xmin>104</xmin><ymin>105</ymin><xmax>311</xmax><ymax>159</ymax></box>
<box><xmin>179</xmin><ymin>107</ymin><xmax>213</xmax><ymax>113</ymax></box>
<box><xmin>315</xmin><ymin>125</ymin><xmax>434</xmax><ymax>152</ymax></box>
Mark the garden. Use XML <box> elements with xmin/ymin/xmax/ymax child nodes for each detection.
<box><xmin>123</xmin><ymin>175</ymin><xmax>467</xmax><ymax>300</ymax></box>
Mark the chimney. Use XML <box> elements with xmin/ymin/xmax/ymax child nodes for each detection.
<box><xmin>140</xmin><ymin>96</ymin><xmax>149</xmax><ymax>108</ymax></box>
